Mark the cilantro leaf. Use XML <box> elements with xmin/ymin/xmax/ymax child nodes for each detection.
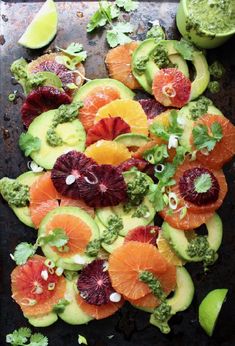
<box><xmin>13</xmin><ymin>242</ymin><xmax>36</xmax><ymax>265</ymax></box>
<box><xmin>6</xmin><ymin>327</ymin><xmax>31</xmax><ymax>345</ymax></box>
<box><xmin>192</xmin><ymin>122</ymin><xmax>223</xmax><ymax>151</ymax></box>
<box><xmin>115</xmin><ymin>0</ymin><xmax>138</xmax><ymax>12</ymax></box>
<box><xmin>174</xmin><ymin>38</ymin><xmax>197</xmax><ymax>61</ymax></box>
<box><xmin>57</xmin><ymin>42</ymin><xmax>87</xmax><ymax>65</ymax></box>
<box><xmin>168</xmin><ymin>110</ymin><xmax>183</xmax><ymax>137</ymax></box>
<box><xmin>58</xmin><ymin>42</ymin><xmax>83</xmax><ymax>56</ymax></box>
<box><xmin>78</xmin><ymin>334</ymin><xmax>88</xmax><ymax>345</ymax></box>
<box><xmin>148</xmin><ymin>184</ymin><xmax>166</xmax><ymax>212</ymax></box>
<box><xmin>87</xmin><ymin>1</ymin><xmax>120</xmax><ymax>32</ymax></box>
<box><xmin>52</xmin><ymin>299</ymin><xmax>70</xmax><ymax>314</ymax></box>
<box><xmin>19</xmin><ymin>133</ymin><xmax>41</xmax><ymax>157</ymax></box>
<box><xmin>39</xmin><ymin>228</ymin><xmax>69</xmax><ymax>247</ymax></box>
<box><xmin>150</xmin><ymin>110</ymin><xmax>183</xmax><ymax>141</ymax></box>
<box><xmin>106</xmin><ymin>22</ymin><xmax>133</xmax><ymax>48</ymax></box>
<box><xmin>29</xmin><ymin>333</ymin><xmax>48</xmax><ymax>346</ymax></box>
<box><xmin>194</xmin><ymin>173</ymin><xmax>212</xmax><ymax>193</ymax></box>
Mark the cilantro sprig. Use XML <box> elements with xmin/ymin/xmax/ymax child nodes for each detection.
<box><xmin>12</xmin><ymin>228</ymin><xmax>69</xmax><ymax>265</ymax></box>
<box><xmin>192</xmin><ymin>122</ymin><xmax>223</xmax><ymax>152</ymax></box>
<box><xmin>19</xmin><ymin>133</ymin><xmax>41</xmax><ymax>157</ymax></box>
<box><xmin>174</xmin><ymin>38</ymin><xmax>197</xmax><ymax>61</ymax></box>
<box><xmin>6</xmin><ymin>327</ymin><xmax>48</xmax><ymax>346</ymax></box>
<box><xmin>150</xmin><ymin>110</ymin><xmax>183</xmax><ymax>141</ymax></box>
<box><xmin>87</xmin><ymin>0</ymin><xmax>138</xmax><ymax>47</ymax></box>
<box><xmin>56</xmin><ymin>42</ymin><xmax>87</xmax><ymax>68</ymax></box>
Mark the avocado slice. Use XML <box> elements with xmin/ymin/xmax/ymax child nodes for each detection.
<box><xmin>27</xmin><ymin>109</ymin><xmax>86</xmax><ymax>170</ymax></box>
<box><xmin>149</xmin><ymin>267</ymin><xmax>194</xmax><ymax>333</ymax></box>
<box><xmin>114</xmin><ymin>133</ymin><xmax>150</xmax><ymax>147</ymax></box>
<box><xmin>145</xmin><ymin>40</ymin><xmax>190</xmax><ymax>86</ymax></box>
<box><xmin>7</xmin><ymin>171</ymin><xmax>42</xmax><ymax>228</ymax></box>
<box><xmin>190</xmin><ymin>51</ymin><xmax>210</xmax><ymax>100</ymax></box>
<box><xmin>59</xmin><ymin>279</ymin><xmax>93</xmax><ymax>325</ymax></box>
<box><xmin>132</xmin><ymin>38</ymin><xmax>155</xmax><ymax>94</ymax></box>
<box><xmin>162</xmin><ymin>213</ymin><xmax>223</xmax><ymax>262</ymax></box>
<box><xmin>73</xmin><ymin>78</ymin><xmax>135</xmax><ymax>102</ymax></box>
<box><xmin>179</xmin><ymin>101</ymin><xmax>223</xmax><ymax>150</ymax></box>
<box><xmin>26</xmin><ymin>312</ymin><xmax>58</xmax><ymax>327</ymax></box>
<box><xmin>38</xmin><ymin>206</ymin><xmax>100</xmax><ymax>270</ymax></box>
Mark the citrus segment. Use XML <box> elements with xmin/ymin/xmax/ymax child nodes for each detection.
<box><xmin>45</xmin><ymin>214</ymin><xmax>92</xmax><ymax>258</ymax></box>
<box><xmin>192</xmin><ymin>114</ymin><xmax>235</xmax><ymax>169</ymax></box>
<box><xmin>79</xmin><ymin>87</ymin><xmax>120</xmax><ymax>131</ymax></box>
<box><xmin>95</xmin><ymin>99</ymin><xmax>148</xmax><ymax>136</ymax></box>
<box><xmin>60</xmin><ymin>197</ymin><xmax>94</xmax><ymax>217</ymax></box>
<box><xmin>105</xmin><ymin>42</ymin><xmax>141</xmax><ymax>90</ymax></box>
<box><xmin>108</xmin><ymin>242</ymin><xmax>167</xmax><ymax>300</ymax></box>
<box><xmin>157</xmin><ymin>231</ymin><xmax>185</xmax><ymax>266</ymax></box>
<box><xmin>77</xmin><ymin>293</ymin><xmax>124</xmax><ymax>320</ymax></box>
<box><xmin>127</xmin><ymin>292</ymin><xmax>159</xmax><ymax>308</ymax></box>
<box><xmin>11</xmin><ymin>255</ymin><xmax>66</xmax><ymax>317</ymax></box>
<box><xmin>18</xmin><ymin>0</ymin><xmax>58</xmax><ymax>49</ymax></box>
<box><xmin>85</xmin><ymin>140</ymin><xmax>131</xmax><ymax>165</ymax></box>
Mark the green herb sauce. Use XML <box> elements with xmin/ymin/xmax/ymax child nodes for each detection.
<box><xmin>126</xmin><ymin>173</ymin><xmax>150</xmax><ymax>206</ymax></box>
<box><xmin>152</xmin><ymin>43</ymin><xmax>176</xmax><ymax>69</ymax></box>
<box><xmin>132</xmin><ymin>204</ymin><xmax>149</xmax><ymax>218</ymax></box>
<box><xmin>209</xmin><ymin>61</ymin><xmax>225</xmax><ymax>79</ymax></box>
<box><xmin>146</xmin><ymin>25</ymin><xmax>165</xmax><ymax>41</ymax></box>
<box><xmin>133</xmin><ymin>56</ymin><xmax>149</xmax><ymax>75</ymax></box>
<box><xmin>187</xmin><ymin>236</ymin><xmax>217</xmax><ymax>266</ymax></box>
<box><xmin>0</xmin><ymin>178</ymin><xmax>29</xmax><ymax>207</ymax></box>
<box><xmin>102</xmin><ymin>215</ymin><xmax>123</xmax><ymax>245</ymax></box>
<box><xmin>139</xmin><ymin>271</ymin><xmax>166</xmax><ymax>301</ymax></box>
<box><xmin>208</xmin><ymin>81</ymin><xmax>220</xmax><ymax>94</ymax></box>
<box><xmin>85</xmin><ymin>239</ymin><xmax>101</xmax><ymax>257</ymax></box>
<box><xmin>190</xmin><ymin>96</ymin><xmax>212</xmax><ymax>120</ymax></box>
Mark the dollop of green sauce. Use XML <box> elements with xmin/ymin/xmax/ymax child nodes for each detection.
<box><xmin>102</xmin><ymin>215</ymin><xmax>123</xmax><ymax>245</ymax></box>
<box><xmin>126</xmin><ymin>172</ymin><xmax>150</xmax><ymax>206</ymax></box>
<box><xmin>208</xmin><ymin>81</ymin><xmax>220</xmax><ymax>94</ymax></box>
<box><xmin>146</xmin><ymin>25</ymin><xmax>165</xmax><ymax>41</ymax></box>
<box><xmin>190</xmin><ymin>96</ymin><xmax>212</xmax><ymax>120</ymax></box>
<box><xmin>187</xmin><ymin>236</ymin><xmax>217</xmax><ymax>266</ymax></box>
<box><xmin>209</xmin><ymin>61</ymin><xmax>225</xmax><ymax>79</ymax></box>
<box><xmin>139</xmin><ymin>271</ymin><xmax>166</xmax><ymax>301</ymax></box>
<box><xmin>152</xmin><ymin>43</ymin><xmax>176</xmax><ymax>69</ymax></box>
<box><xmin>0</xmin><ymin>177</ymin><xmax>29</xmax><ymax>207</ymax></box>
<box><xmin>187</xmin><ymin>0</ymin><xmax>235</xmax><ymax>35</ymax></box>
<box><xmin>133</xmin><ymin>56</ymin><xmax>149</xmax><ymax>75</ymax></box>
<box><xmin>132</xmin><ymin>204</ymin><xmax>149</xmax><ymax>218</ymax></box>
<box><xmin>46</xmin><ymin>102</ymin><xmax>83</xmax><ymax>147</ymax></box>
<box><xmin>85</xmin><ymin>238</ymin><xmax>101</xmax><ymax>257</ymax></box>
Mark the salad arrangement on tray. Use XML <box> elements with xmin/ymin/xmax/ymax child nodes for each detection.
<box><xmin>1</xmin><ymin>0</ymin><xmax>235</xmax><ymax>344</ymax></box>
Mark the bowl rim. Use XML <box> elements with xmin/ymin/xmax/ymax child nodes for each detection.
<box><xmin>181</xmin><ymin>0</ymin><xmax>235</xmax><ymax>37</ymax></box>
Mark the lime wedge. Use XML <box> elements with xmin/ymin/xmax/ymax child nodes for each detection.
<box><xmin>199</xmin><ymin>288</ymin><xmax>228</xmax><ymax>336</ymax></box>
<box><xmin>18</xmin><ymin>0</ymin><xmax>58</xmax><ymax>49</ymax></box>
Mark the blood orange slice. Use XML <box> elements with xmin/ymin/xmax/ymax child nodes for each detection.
<box><xmin>45</xmin><ymin>214</ymin><xmax>92</xmax><ymax>258</ymax></box>
<box><xmin>172</xmin><ymin>160</ymin><xmax>228</xmax><ymax>214</ymax></box>
<box><xmin>191</xmin><ymin>114</ymin><xmax>235</xmax><ymax>169</ymax></box>
<box><xmin>105</xmin><ymin>42</ymin><xmax>141</xmax><ymax>90</ymax></box>
<box><xmin>79</xmin><ymin>86</ymin><xmax>120</xmax><ymax>131</ymax></box>
<box><xmin>11</xmin><ymin>255</ymin><xmax>66</xmax><ymax>317</ymax></box>
<box><xmin>152</xmin><ymin>68</ymin><xmax>191</xmax><ymax>108</ymax></box>
<box><xmin>124</xmin><ymin>226</ymin><xmax>159</xmax><ymax>245</ymax></box>
<box><xmin>29</xmin><ymin>172</ymin><xmax>93</xmax><ymax>228</ymax></box>
<box><xmin>108</xmin><ymin>242</ymin><xmax>168</xmax><ymax>300</ymax></box>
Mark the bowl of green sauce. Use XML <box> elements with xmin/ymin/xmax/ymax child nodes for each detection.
<box><xmin>176</xmin><ymin>0</ymin><xmax>235</xmax><ymax>49</ymax></box>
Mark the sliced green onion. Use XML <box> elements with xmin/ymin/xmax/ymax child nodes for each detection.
<box><xmin>20</xmin><ymin>298</ymin><xmax>37</xmax><ymax>306</ymax></box>
<box><xmin>48</xmin><ymin>282</ymin><xmax>56</xmax><ymax>291</ymax></box>
<box><xmin>146</xmin><ymin>154</ymin><xmax>155</xmax><ymax>164</ymax></box>
<box><xmin>55</xmin><ymin>267</ymin><xmax>64</xmax><ymax>276</ymax></box>
<box><xmin>44</xmin><ymin>259</ymin><xmax>55</xmax><ymax>268</ymax></box>
<box><xmin>168</xmin><ymin>192</ymin><xmax>178</xmax><ymax>210</ymax></box>
<box><xmin>154</xmin><ymin>164</ymin><xmax>165</xmax><ymax>173</ymax></box>
<box><xmin>179</xmin><ymin>206</ymin><xmax>187</xmax><ymax>220</ymax></box>
<box><xmin>8</xmin><ymin>93</ymin><xmax>16</xmax><ymax>102</ymax></box>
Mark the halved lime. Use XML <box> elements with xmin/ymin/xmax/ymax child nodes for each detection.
<box><xmin>199</xmin><ymin>288</ymin><xmax>228</xmax><ymax>336</ymax></box>
<box><xmin>18</xmin><ymin>0</ymin><xmax>58</xmax><ymax>49</ymax></box>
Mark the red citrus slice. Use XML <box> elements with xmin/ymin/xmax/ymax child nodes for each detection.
<box><xmin>79</xmin><ymin>86</ymin><xmax>120</xmax><ymax>131</ymax></box>
<box><xmin>108</xmin><ymin>241</ymin><xmax>168</xmax><ymax>300</ymax></box>
<box><xmin>124</xmin><ymin>226</ymin><xmax>159</xmax><ymax>245</ymax></box>
<box><xmin>152</xmin><ymin>68</ymin><xmax>191</xmax><ymax>108</ymax></box>
<box><xmin>45</xmin><ymin>214</ymin><xmax>92</xmax><ymax>258</ymax></box>
<box><xmin>11</xmin><ymin>255</ymin><xmax>66</xmax><ymax>317</ymax></box>
<box><xmin>29</xmin><ymin>172</ymin><xmax>93</xmax><ymax>228</ymax></box>
<box><xmin>191</xmin><ymin>114</ymin><xmax>235</xmax><ymax>169</ymax></box>
<box><xmin>105</xmin><ymin>42</ymin><xmax>141</xmax><ymax>90</ymax></box>
<box><xmin>172</xmin><ymin>160</ymin><xmax>228</xmax><ymax>214</ymax></box>
<box><xmin>76</xmin><ymin>292</ymin><xmax>124</xmax><ymax>320</ymax></box>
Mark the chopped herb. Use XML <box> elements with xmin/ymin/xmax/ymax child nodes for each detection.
<box><xmin>150</xmin><ymin>301</ymin><xmax>172</xmax><ymax>334</ymax></box>
<box><xmin>85</xmin><ymin>239</ymin><xmax>101</xmax><ymax>257</ymax></box>
<box><xmin>139</xmin><ymin>271</ymin><xmax>166</xmax><ymax>301</ymax></box>
<box><xmin>194</xmin><ymin>173</ymin><xmax>212</xmax><ymax>193</ymax></box>
<box><xmin>19</xmin><ymin>133</ymin><xmax>41</xmax><ymax>157</ymax></box>
<box><xmin>143</xmin><ymin>144</ymin><xmax>168</xmax><ymax>164</ymax></box>
<box><xmin>6</xmin><ymin>327</ymin><xmax>48</xmax><ymax>346</ymax></box>
<box><xmin>106</xmin><ymin>22</ymin><xmax>133</xmax><ymax>48</ymax></box>
<box><xmin>78</xmin><ymin>334</ymin><xmax>88</xmax><ymax>345</ymax></box>
<box><xmin>13</xmin><ymin>242</ymin><xmax>36</xmax><ymax>265</ymax></box>
<box><xmin>0</xmin><ymin>177</ymin><xmax>30</xmax><ymax>207</ymax></box>
<box><xmin>126</xmin><ymin>172</ymin><xmax>150</xmax><ymax>206</ymax></box>
<box><xmin>209</xmin><ymin>61</ymin><xmax>225</xmax><ymax>79</ymax></box>
<box><xmin>8</xmin><ymin>93</ymin><xmax>16</xmax><ymax>102</ymax></box>
<box><xmin>39</xmin><ymin>228</ymin><xmax>69</xmax><ymax>248</ymax></box>
<box><xmin>52</xmin><ymin>299</ymin><xmax>70</xmax><ymax>314</ymax></box>
<box><xmin>115</xmin><ymin>0</ymin><xmax>138</xmax><ymax>12</ymax></box>
<box><xmin>132</xmin><ymin>204</ymin><xmax>149</xmax><ymax>218</ymax></box>
<box><xmin>190</xmin><ymin>96</ymin><xmax>212</xmax><ymax>120</ymax></box>
<box><xmin>102</xmin><ymin>215</ymin><xmax>123</xmax><ymax>244</ymax></box>
<box><xmin>152</xmin><ymin>42</ymin><xmax>176</xmax><ymax>69</ymax></box>
<box><xmin>174</xmin><ymin>38</ymin><xmax>197</xmax><ymax>61</ymax></box>
<box><xmin>133</xmin><ymin>55</ymin><xmax>149</xmax><ymax>75</ymax></box>
<box><xmin>187</xmin><ymin>236</ymin><xmax>217</xmax><ymax>266</ymax></box>
<box><xmin>208</xmin><ymin>81</ymin><xmax>220</xmax><ymax>94</ymax></box>
<box><xmin>146</xmin><ymin>24</ymin><xmax>165</xmax><ymax>41</ymax></box>
<box><xmin>192</xmin><ymin>122</ymin><xmax>223</xmax><ymax>151</ymax></box>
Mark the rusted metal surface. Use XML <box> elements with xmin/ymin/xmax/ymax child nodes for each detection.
<box><xmin>0</xmin><ymin>1</ymin><xmax>235</xmax><ymax>345</ymax></box>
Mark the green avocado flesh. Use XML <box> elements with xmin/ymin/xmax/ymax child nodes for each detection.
<box><xmin>190</xmin><ymin>51</ymin><xmax>210</xmax><ymax>100</ymax></box>
<box><xmin>114</xmin><ymin>133</ymin><xmax>150</xmax><ymax>147</ymax></box>
<box><xmin>59</xmin><ymin>279</ymin><xmax>93</xmax><ymax>325</ymax></box>
<box><xmin>73</xmin><ymin>78</ymin><xmax>135</xmax><ymax>102</ymax></box>
<box><xmin>12</xmin><ymin>171</ymin><xmax>42</xmax><ymax>228</ymax></box>
<box><xmin>27</xmin><ymin>109</ymin><xmax>86</xmax><ymax>170</ymax></box>
<box><xmin>162</xmin><ymin>213</ymin><xmax>223</xmax><ymax>262</ymax></box>
<box><xmin>26</xmin><ymin>312</ymin><xmax>58</xmax><ymax>327</ymax></box>
<box><xmin>38</xmin><ymin>206</ymin><xmax>100</xmax><ymax>270</ymax></box>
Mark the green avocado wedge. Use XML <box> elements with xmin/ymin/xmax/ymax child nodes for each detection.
<box><xmin>59</xmin><ymin>279</ymin><xmax>93</xmax><ymax>325</ymax></box>
<box><xmin>27</xmin><ymin>109</ymin><xmax>86</xmax><ymax>170</ymax></box>
<box><xmin>73</xmin><ymin>78</ymin><xmax>135</xmax><ymax>102</ymax></box>
<box><xmin>162</xmin><ymin>213</ymin><xmax>223</xmax><ymax>262</ymax></box>
<box><xmin>38</xmin><ymin>206</ymin><xmax>100</xmax><ymax>270</ymax></box>
<box><xmin>199</xmin><ymin>289</ymin><xmax>228</xmax><ymax>336</ymax></box>
<box><xmin>26</xmin><ymin>312</ymin><xmax>58</xmax><ymax>327</ymax></box>
<box><xmin>114</xmin><ymin>133</ymin><xmax>150</xmax><ymax>147</ymax></box>
<box><xmin>190</xmin><ymin>51</ymin><xmax>210</xmax><ymax>100</ymax></box>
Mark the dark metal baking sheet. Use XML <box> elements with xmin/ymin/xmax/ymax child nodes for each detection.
<box><xmin>0</xmin><ymin>1</ymin><xmax>235</xmax><ymax>345</ymax></box>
